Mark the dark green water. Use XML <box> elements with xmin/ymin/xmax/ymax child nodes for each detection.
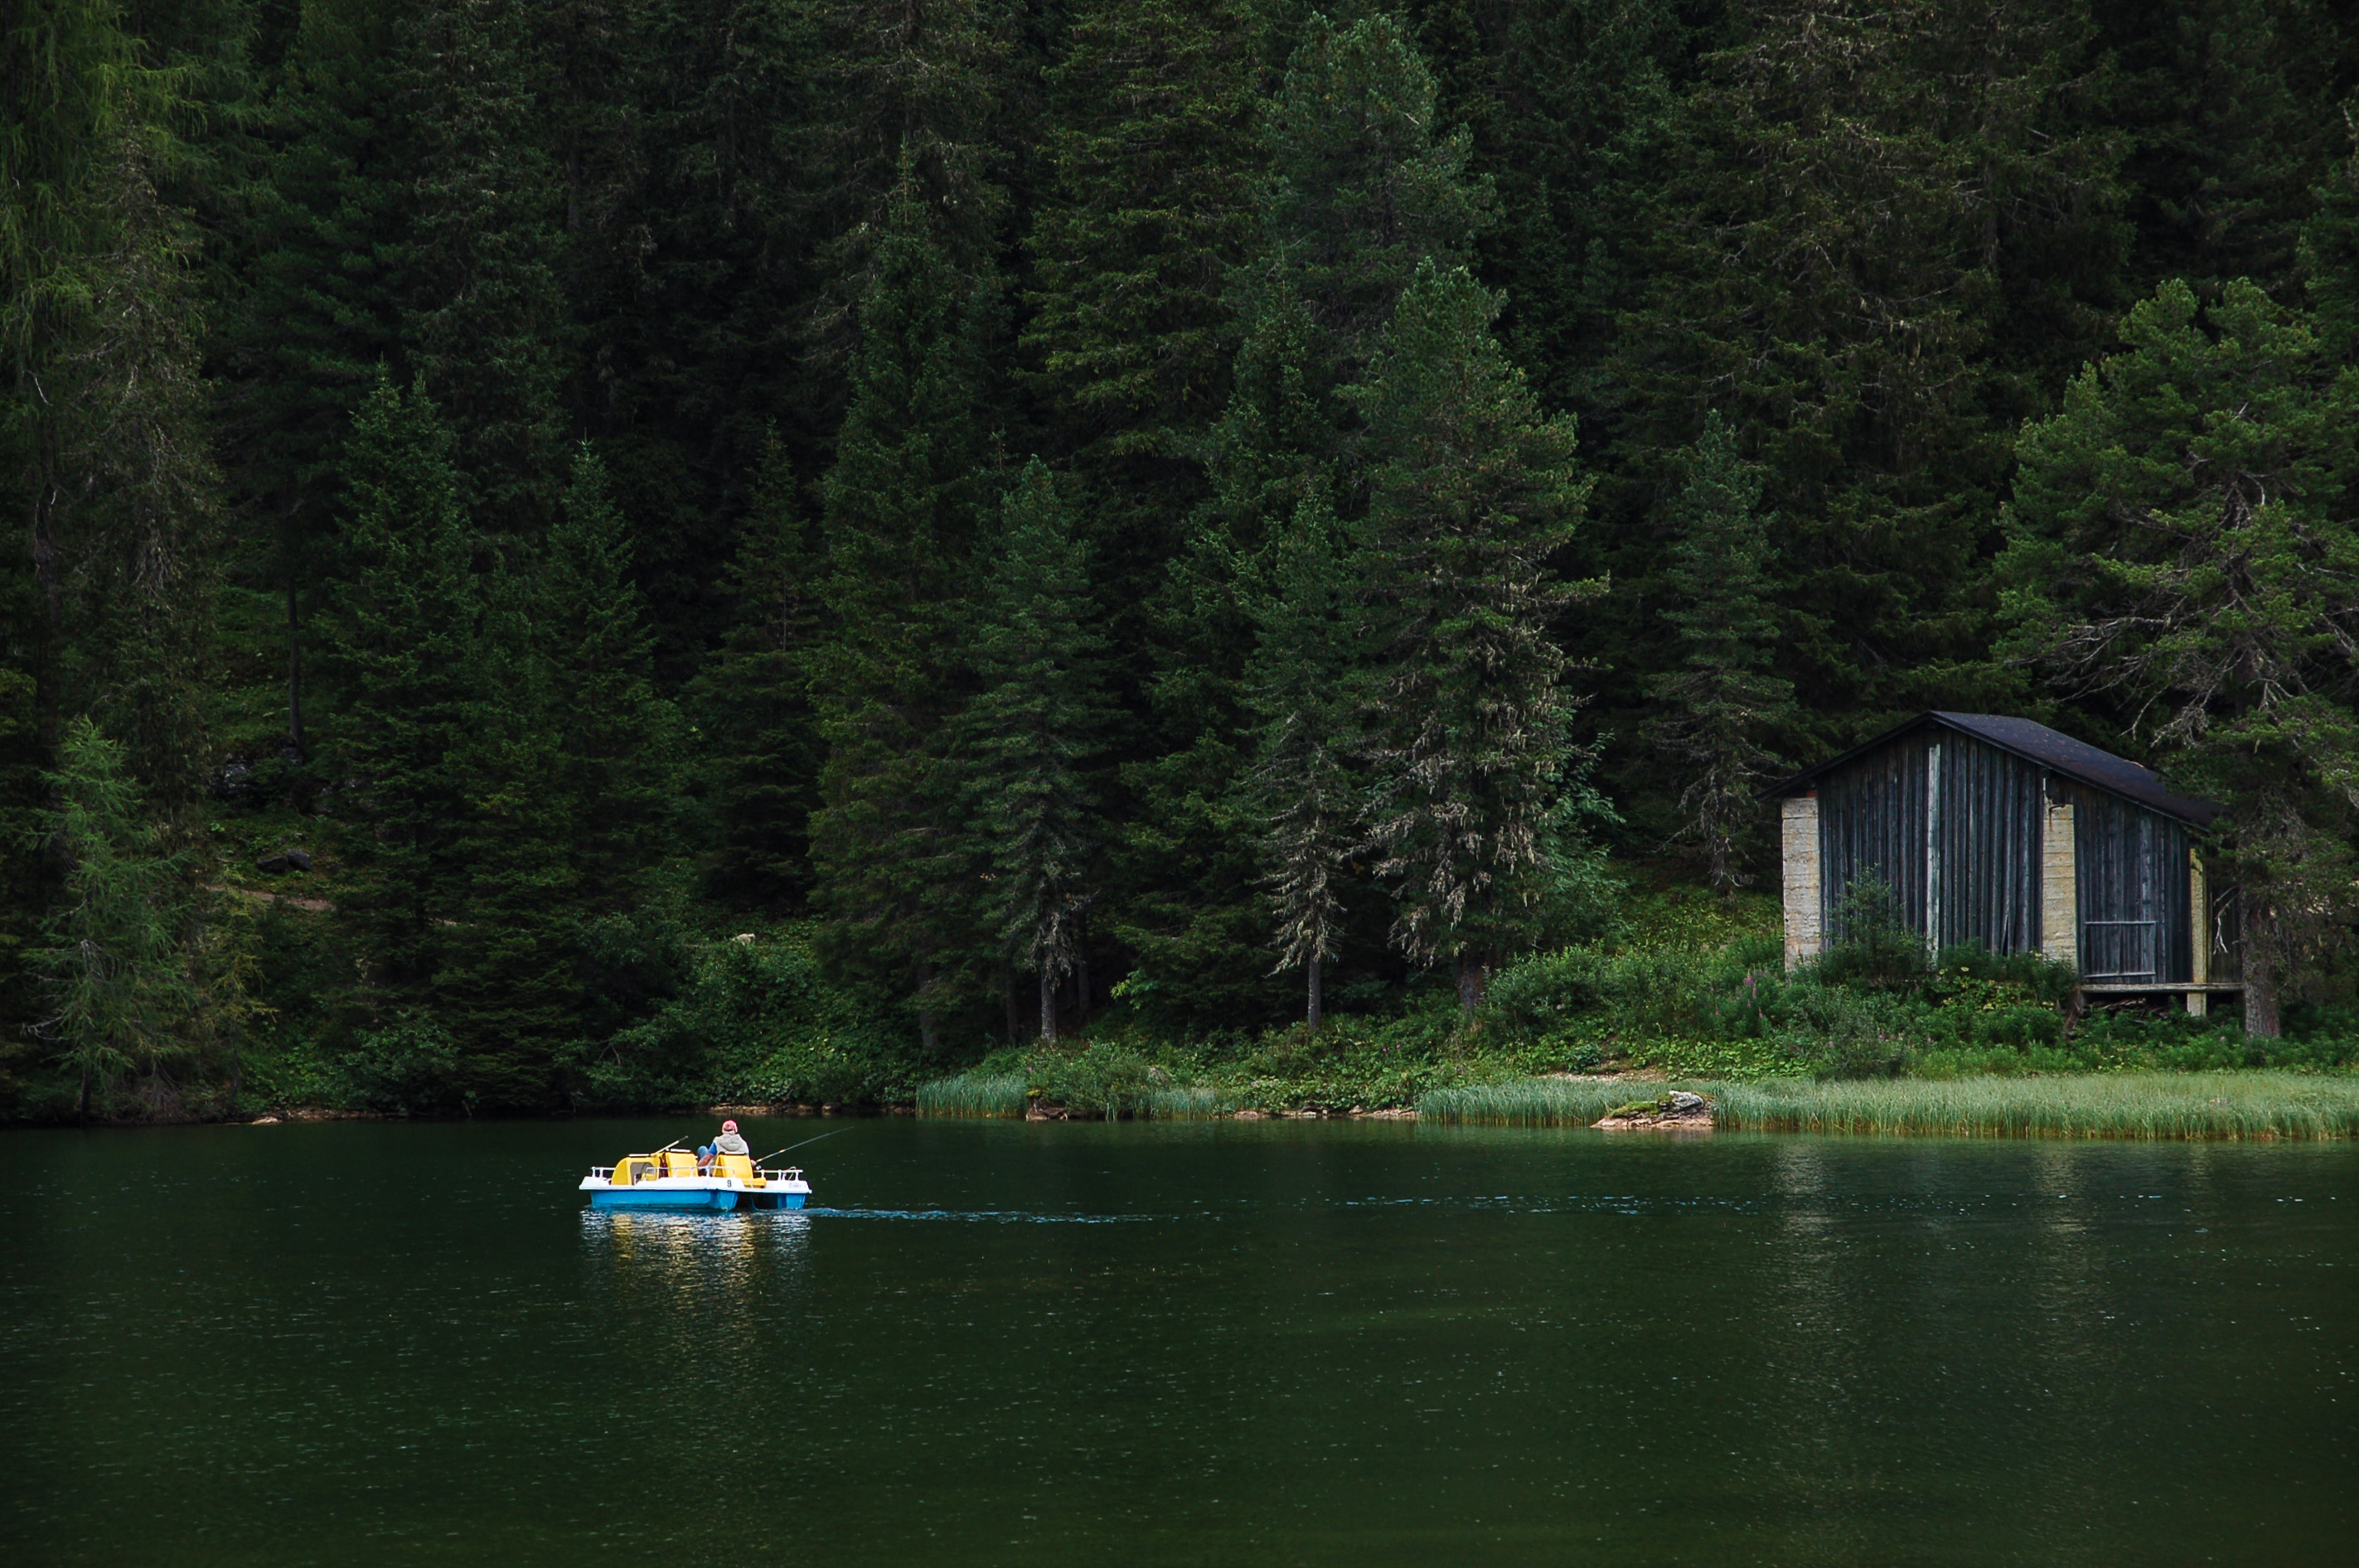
<box><xmin>2</xmin><ymin>1118</ymin><xmax>2352</xmax><ymax>1566</ymax></box>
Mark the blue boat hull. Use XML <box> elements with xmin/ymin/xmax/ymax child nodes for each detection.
<box><xmin>589</xmin><ymin>1188</ymin><xmax>740</xmax><ymax>1212</ymax></box>
<box><xmin>587</xmin><ymin>1188</ymin><xmax>807</xmax><ymax>1212</ymax></box>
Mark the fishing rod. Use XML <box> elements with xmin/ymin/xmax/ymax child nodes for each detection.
<box><xmin>752</xmin><ymin>1126</ymin><xmax>853</xmax><ymax>1165</ymax></box>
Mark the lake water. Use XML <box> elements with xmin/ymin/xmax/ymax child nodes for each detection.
<box><xmin>1</xmin><ymin>1117</ymin><xmax>2352</xmax><ymax>1566</ymax></box>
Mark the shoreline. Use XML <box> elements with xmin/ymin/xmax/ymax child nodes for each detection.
<box><xmin>17</xmin><ymin>1068</ymin><xmax>2359</xmax><ymax>1143</ymax></box>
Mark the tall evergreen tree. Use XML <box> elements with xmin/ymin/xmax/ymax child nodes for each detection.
<box><xmin>1605</xmin><ymin>0</ymin><xmax>2126</xmax><ymax>761</ymax></box>
<box><xmin>3</xmin><ymin>0</ymin><xmax>220</xmax><ymax>796</ymax></box>
<box><xmin>398</xmin><ymin>0</ymin><xmax>569</xmax><ymax>523</ymax></box>
<box><xmin>809</xmin><ymin>168</ymin><xmax>994</xmax><ymax>1043</ymax></box>
<box><xmin>436</xmin><ymin>559</ymin><xmax>576</xmax><ymax>1106</ymax></box>
<box><xmin>1119</xmin><ymin>11</ymin><xmax>1493</xmax><ymax>1030</ymax></box>
<box><xmin>693</xmin><ymin>431</ymin><xmax>826</xmax><ymax>912</ymax></box>
<box><xmin>319</xmin><ymin>378</ymin><xmax>482</xmax><ymax>1003</ymax></box>
<box><xmin>31</xmin><ymin>718</ymin><xmax>191</xmax><ymax>1121</ymax></box>
<box><xmin>541</xmin><ymin>444</ymin><xmax>675</xmax><ymax>915</ymax></box>
<box><xmin>1238</xmin><ymin>501</ymin><xmax>1358</xmax><ymax>1029</ymax></box>
<box><xmin>1024</xmin><ymin>0</ymin><xmax>1262</xmax><ymax>536</ymax></box>
<box><xmin>2001</xmin><ymin>278</ymin><xmax>2359</xmax><ymax>1037</ymax></box>
<box><xmin>217</xmin><ymin>0</ymin><xmax>413</xmax><ymax>760</ymax></box>
<box><xmin>2105</xmin><ymin>0</ymin><xmax>2359</xmax><ymax>304</ymax></box>
<box><xmin>1415</xmin><ymin>0</ymin><xmax>1690</xmax><ymax>419</ymax></box>
<box><xmin>796</xmin><ymin>0</ymin><xmax>1017</xmax><ymax>365</ymax></box>
<box><xmin>963</xmin><ymin>461</ymin><xmax>1107</xmax><ymax>1041</ymax></box>
<box><xmin>1348</xmin><ymin>261</ymin><xmax>1592</xmax><ymax>1011</ymax></box>
<box><xmin>1641</xmin><ymin>413</ymin><xmax>1792</xmax><ymax>896</ymax></box>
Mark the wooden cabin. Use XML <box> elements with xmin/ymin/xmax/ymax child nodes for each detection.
<box><xmin>1766</xmin><ymin>713</ymin><xmax>2239</xmax><ymax>1012</ymax></box>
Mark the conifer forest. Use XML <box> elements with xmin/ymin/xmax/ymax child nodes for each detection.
<box><xmin>10</xmin><ymin>0</ymin><xmax>2359</xmax><ymax>1119</ymax></box>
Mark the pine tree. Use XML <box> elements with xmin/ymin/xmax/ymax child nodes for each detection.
<box><xmin>1238</xmin><ymin>501</ymin><xmax>1358</xmax><ymax>1029</ymax></box>
<box><xmin>1206</xmin><ymin>8</ymin><xmax>1493</xmax><ymax>535</ymax></box>
<box><xmin>319</xmin><ymin>377</ymin><xmax>482</xmax><ymax>1000</ymax></box>
<box><xmin>796</xmin><ymin>0</ymin><xmax>1017</xmax><ymax>365</ymax></box>
<box><xmin>1641</xmin><ymin>413</ymin><xmax>1792</xmax><ymax>896</ymax></box>
<box><xmin>434</xmin><ymin>559</ymin><xmax>577</xmax><ymax>1106</ymax></box>
<box><xmin>2106</xmin><ymin>0</ymin><xmax>2358</xmax><ymax>304</ymax></box>
<box><xmin>3</xmin><ymin>0</ymin><xmax>220</xmax><ymax>797</ymax></box>
<box><xmin>217</xmin><ymin>0</ymin><xmax>413</xmax><ymax>761</ymax></box>
<box><xmin>569</xmin><ymin>0</ymin><xmax>811</xmax><ymax>685</ymax></box>
<box><xmin>1606</xmin><ymin>0</ymin><xmax>2125</xmax><ymax>758</ymax></box>
<box><xmin>2000</xmin><ymin>278</ymin><xmax>2359</xmax><ymax>1037</ymax></box>
<box><xmin>808</xmin><ymin>167</ymin><xmax>993</xmax><ymax>1042</ymax></box>
<box><xmin>398</xmin><ymin>0</ymin><xmax>569</xmax><ymax>524</ymax></box>
<box><xmin>962</xmin><ymin>460</ymin><xmax>1107</xmax><ymax>1041</ymax></box>
<box><xmin>1416</xmin><ymin>0</ymin><xmax>1690</xmax><ymax>418</ymax></box>
<box><xmin>31</xmin><ymin>719</ymin><xmax>191</xmax><ymax>1121</ymax></box>
<box><xmin>1121</xmin><ymin>12</ymin><xmax>1494</xmax><ymax>1031</ymax></box>
<box><xmin>1348</xmin><ymin>261</ymin><xmax>1593</xmax><ymax>1012</ymax></box>
<box><xmin>1024</xmin><ymin>0</ymin><xmax>1262</xmax><ymax>539</ymax></box>
<box><xmin>692</xmin><ymin>431</ymin><xmax>825</xmax><ymax>912</ymax></box>
<box><xmin>541</xmin><ymin>444</ymin><xmax>675</xmax><ymax>915</ymax></box>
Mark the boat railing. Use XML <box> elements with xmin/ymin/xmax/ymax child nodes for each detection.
<box><xmin>589</xmin><ymin>1166</ymin><xmax>615</xmax><ymax>1182</ymax></box>
<box><xmin>755</xmin><ymin>1165</ymin><xmax>806</xmax><ymax>1185</ymax></box>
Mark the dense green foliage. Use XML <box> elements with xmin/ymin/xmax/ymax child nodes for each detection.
<box><xmin>8</xmin><ymin>0</ymin><xmax>2359</xmax><ymax>1117</ymax></box>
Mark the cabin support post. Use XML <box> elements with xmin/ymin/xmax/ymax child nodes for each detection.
<box><xmin>2042</xmin><ymin>795</ymin><xmax>2077</xmax><ymax>970</ymax></box>
<box><xmin>2187</xmin><ymin>849</ymin><xmax>2209</xmax><ymax>1017</ymax></box>
<box><xmin>1781</xmin><ymin>792</ymin><xmax>1822</xmax><ymax>972</ymax></box>
<box><xmin>1925</xmin><ymin>741</ymin><xmax>1943</xmax><ymax>955</ymax></box>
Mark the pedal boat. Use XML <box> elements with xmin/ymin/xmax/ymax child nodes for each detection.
<box><xmin>580</xmin><ymin>1149</ymin><xmax>812</xmax><ymax>1212</ymax></box>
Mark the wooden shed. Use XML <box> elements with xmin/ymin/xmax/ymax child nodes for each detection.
<box><xmin>1766</xmin><ymin>713</ymin><xmax>2239</xmax><ymax>1011</ymax></box>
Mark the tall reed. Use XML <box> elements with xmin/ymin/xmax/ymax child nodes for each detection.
<box><xmin>1422</xmin><ymin>1072</ymin><xmax>2359</xmax><ymax>1140</ymax></box>
<box><xmin>915</xmin><ymin>1072</ymin><xmax>1028</xmax><ymax>1119</ymax></box>
<box><xmin>1711</xmin><ymin>1072</ymin><xmax>2359</xmax><ymax>1140</ymax></box>
<box><xmin>1417</xmin><ymin>1079</ymin><xmax>1640</xmax><ymax>1127</ymax></box>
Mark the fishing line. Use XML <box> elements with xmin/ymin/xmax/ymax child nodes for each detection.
<box><xmin>753</xmin><ymin>1126</ymin><xmax>854</xmax><ymax>1164</ymax></box>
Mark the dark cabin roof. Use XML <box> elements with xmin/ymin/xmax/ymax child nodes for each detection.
<box><xmin>1766</xmin><ymin>712</ymin><xmax>2220</xmax><ymax>827</ymax></box>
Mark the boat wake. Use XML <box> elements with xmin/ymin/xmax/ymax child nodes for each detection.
<box><xmin>803</xmin><ymin>1206</ymin><xmax>1152</xmax><ymax>1224</ymax></box>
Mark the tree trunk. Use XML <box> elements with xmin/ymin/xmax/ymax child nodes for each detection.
<box><xmin>228</xmin><ymin>1038</ymin><xmax>241</xmax><ymax>1116</ymax></box>
<box><xmin>1306</xmin><ymin>957</ymin><xmax>1323</xmax><ymax>1032</ymax></box>
<box><xmin>1038</xmin><ymin>968</ymin><xmax>1057</xmax><ymax>1043</ymax></box>
<box><xmin>1000</xmin><ymin>963</ymin><xmax>1021</xmax><ymax>1044</ymax></box>
<box><xmin>917</xmin><ymin>958</ymin><xmax>937</xmax><ymax>1053</ymax></box>
<box><xmin>2243</xmin><ymin>901</ymin><xmax>2282</xmax><ymax>1038</ymax></box>
<box><xmin>284</xmin><ymin>569</ymin><xmax>304</xmax><ymax>757</ymax></box>
<box><xmin>1075</xmin><ymin>946</ymin><xmax>1091</xmax><ymax>1028</ymax></box>
<box><xmin>1455</xmin><ymin>950</ymin><xmax>1490</xmax><ymax>1015</ymax></box>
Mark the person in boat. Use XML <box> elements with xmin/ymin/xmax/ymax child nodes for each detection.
<box><xmin>712</xmin><ymin>1119</ymin><xmax>749</xmax><ymax>1159</ymax></box>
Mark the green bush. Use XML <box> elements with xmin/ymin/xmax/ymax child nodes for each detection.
<box><xmin>338</xmin><ymin>1013</ymin><xmax>466</xmax><ymax>1114</ymax></box>
<box><xmin>569</xmin><ymin>927</ymin><xmax>909</xmax><ymax>1109</ymax></box>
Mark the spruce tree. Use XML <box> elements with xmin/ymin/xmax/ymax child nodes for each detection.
<box><xmin>1024</xmin><ymin>0</ymin><xmax>1262</xmax><ymax>543</ymax></box>
<box><xmin>796</xmin><ymin>0</ymin><xmax>1017</xmax><ymax>365</ymax></box>
<box><xmin>1122</xmin><ymin>12</ymin><xmax>1493</xmax><ymax>1030</ymax></box>
<box><xmin>962</xmin><ymin>461</ymin><xmax>1107</xmax><ymax>1042</ymax></box>
<box><xmin>31</xmin><ymin>719</ymin><xmax>191</xmax><ymax>1122</ymax></box>
<box><xmin>1348</xmin><ymin>261</ymin><xmax>1592</xmax><ymax>1012</ymax></box>
<box><xmin>437</xmin><ymin>563</ymin><xmax>576</xmax><ymax>1106</ymax></box>
<box><xmin>1641</xmin><ymin>413</ymin><xmax>1792</xmax><ymax>897</ymax></box>
<box><xmin>319</xmin><ymin>377</ymin><xmax>482</xmax><ymax>1002</ymax></box>
<box><xmin>218</xmin><ymin>0</ymin><xmax>413</xmax><ymax>759</ymax></box>
<box><xmin>3</xmin><ymin>0</ymin><xmax>220</xmax><ymax>796</ymax></box>
<box><xmin>540</xmin><ymin>444</ymin><xmax>675</xmax><ymax>915</ymax></box>
<box><xmin>1238</xmin><ymin>501</ymin><xmax>1358</xmax><ymax>1029</ymax></box>
<box><xmin>1605</xmin><ymin>0</ymin><xmax>2126</xmax><ymax>758</ymax></box>
<box><xmin>2000</xmin><ymin>278</ymin><xmax>2359</xmax><ymax>1038</ymax></box>
<box><xmin>692</xmin><ymin>432</ymin><xmax>825</xmax><ymax>912</ymax></box>
<box><xmin>397</xmin><ymin>0</ymin><xmax>569</xmax><ymax>524</ymax></box>
<box><xmin>809</xmin><ymin>167</ymin><xmax>993</xmax><ymax>1043</ymax></box>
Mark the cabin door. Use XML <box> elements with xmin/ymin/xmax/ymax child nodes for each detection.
<box><xmin>2076</xmin><ymin>799</ymin><xmax>2163</xmax><ymax>982</ymax></box>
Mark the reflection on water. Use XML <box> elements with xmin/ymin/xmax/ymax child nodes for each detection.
<box><xmin>0</xmin><ymin>1119</ymin><xmax>2352</xmax><ymax>1568</ymax></box>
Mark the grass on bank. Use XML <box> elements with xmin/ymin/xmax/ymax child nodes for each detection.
<box><xmin>1421</xmin><ymin>1071</ymin><xmax>2359</xmax><ymax>1140</ymax></box>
